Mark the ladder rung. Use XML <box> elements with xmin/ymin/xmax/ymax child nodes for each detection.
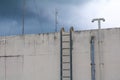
<box><xmin>63</xmin><ymin>69</ymin><xmax>70</xmax><ymax>70</ymax></box>
<box><xmin>63</xmin><ymin>55</ymin><xmax>70</xmax><ymax>56</ymax></box>
<box><xmin>62</xmin><ymin>48</ymin><xmax>70</xmax><ymax>49</ymax></box>
<box><xmin>62</xmin><ymin>41</ymin><xmax>70</xmax><ymax>43</ymax></box>
<box><xmin>62</xmin><ymin>34</ymin><xmax>70</xmax><ymax>36</ymax></box>
<box><xmin>63</xmin><ymin>62</ymin><xmax>70</xmax><ymax>64</ymax></box>
<box><xmin>63</xmin><ymin>76</ymin><xmax>70</xmax><ymax>78</ymax></box>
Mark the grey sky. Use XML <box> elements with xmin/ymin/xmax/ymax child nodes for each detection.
<box><xmin>0</xmin><ymin>0</ymin><xmax>120</xmax><ymax>36</ymax></box>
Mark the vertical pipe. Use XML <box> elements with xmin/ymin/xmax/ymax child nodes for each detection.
<box><xmin>4</xmin><ymin>38</ymin><xmax>6</xmax><ymax>80</ymax></box>
<box><xmin>91</xmin><ymin>18</ymin><xmax>105</xmax><ymax>80</ymax></box>
<box><xmin>91</xmin><ymin>36</ymin><xmax>95</xmax><ymax>80</ymax></box>
<box><xmin>60</xmin><ymin>28</ymin><xmax>63</xmax><ymax>80</ymax></box>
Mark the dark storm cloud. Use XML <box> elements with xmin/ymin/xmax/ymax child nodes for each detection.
<box><xmin>0</xmin><ymin>0</ymin><xmax>94</xmax><ymax>36</ymax></box>
<box><xmin>1</xmin><ymin>0</ymin><xmax>53</xmax><ymax>22</ymax></box>
<box><xmin>0</xmin><ymin>0</ymin><xmax>22</xmax><ymax>18</ymax></box>
<box><xmin>0</xmin><ymin>0</ymin><xmax>91</xmax><ymax>21</ymax></box>
<box><xmin>0</xmin><ymin>0</ymin><xmax>39</xmax><ymax>19</ymax></box>
<box><xmin>0</xmin><ymin>0</ymin><xmax>119</xmax><ymax>36</ymax></box>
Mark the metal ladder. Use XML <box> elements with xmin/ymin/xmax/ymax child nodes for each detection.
<box><xmin>60</xmin><ymin>27</ymin><xmax>74</xmax><ymax>80</ymax></box>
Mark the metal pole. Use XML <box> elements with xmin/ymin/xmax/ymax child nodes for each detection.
<box><xmin>98</xmin><ymin>20</ymin><xmax>100</xmax><ymax>29</ymax></box>
<box><xmin>55</xmin><ymin>9</ymin><xmax>58</xmax><ymax>32</ymax></box>
<box><xmin>22</xmin><ymin>0</ymin><xmax>25</xmax><ymax>35</ymax></box>
<box><xmin>92</xmin><ymin>18</ymin><xmax>105</xmax><ymax>80</ymax></box>
<box><xmin>92</xmin><ymin>18</ymin><xmax>105</xmax><ymax>29</ymax></box>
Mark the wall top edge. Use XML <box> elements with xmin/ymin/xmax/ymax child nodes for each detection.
<box><xmin>0</xmin><ymin>27</ymin><xmax>120</xmax><ymax>38</ymax></box>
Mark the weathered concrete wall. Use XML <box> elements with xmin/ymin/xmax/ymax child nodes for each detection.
<box><xmin>73</xmin><ymin>28</ymin><xmax>120</xmax><ymax>80</ymax></box>
<box><xmin>0</xmin><ymin>28</ymin><xmax>120</xmax><ymax>80</ymax></box>
<box><xmin>102</xmin><ymin>29</ymin><xmax>120</xmax><ymax>80</ymax></box>
<box><xmin>0</xmin><ymin>33</ymin><xmax>60</xmax><ymax>80</ymax></box>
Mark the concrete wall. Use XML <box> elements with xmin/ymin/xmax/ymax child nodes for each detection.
<box><xmin>0</xmin><ymin>33</ymin><xmax>60</xmax><ymax>80</ymax></box>
<box><xmin>0</xmin><ymin>28</ymin><xmax>120</xmax><ymax>80</ymax></box>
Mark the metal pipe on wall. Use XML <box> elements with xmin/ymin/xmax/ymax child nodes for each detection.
<box><xmin>90</xmin><ymin>36</ymin><xmax>95</xmax><ymax>80</ymax></box>
<box><xmin>92</xmin><ymin>18</ymin><xmax>105</xmax><ymax>80</ymax></box>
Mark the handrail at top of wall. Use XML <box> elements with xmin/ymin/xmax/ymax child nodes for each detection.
<box><xmin>70</xmin><ymin>27</ymin><xmax>74</xmax><ymax>32</ymax></box>
<box><xmin>60</xmin><ymin>27</ymin><xmax>65</xmax><ymax>32</ymax></box>
<box><xmin>60</xmin><ymin>27</ymin><xmax>74</xmax><ymax>33</ymax></box>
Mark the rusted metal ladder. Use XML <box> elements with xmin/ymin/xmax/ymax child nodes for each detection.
<box><xmin>60</xmin><ymin>27</ymin><xmax>74</xmax><ymax>80</ymax></box>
